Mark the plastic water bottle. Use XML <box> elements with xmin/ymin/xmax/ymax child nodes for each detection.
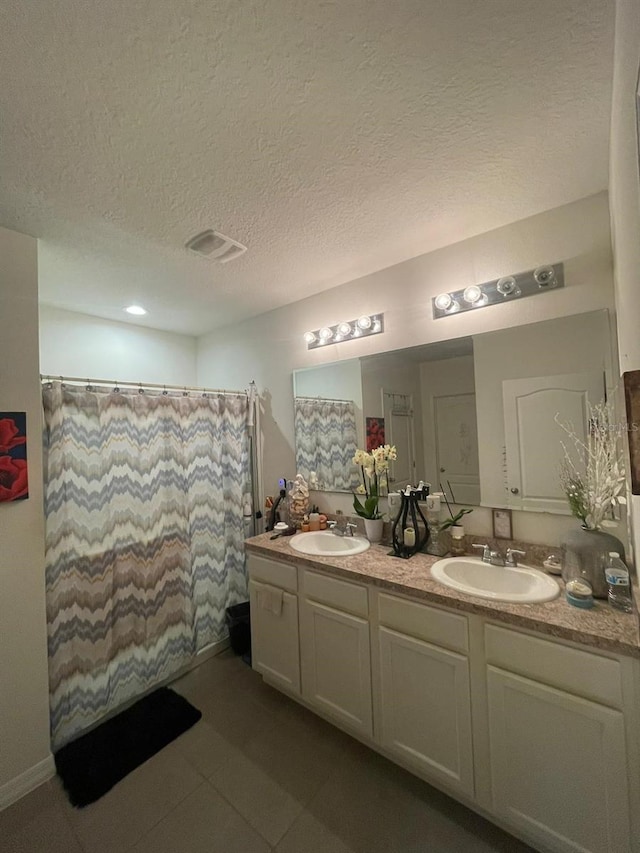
<box><xmin>605</xmin><ymin>552</ymin><xmax>633</xmax><ymax>613</ymax></box>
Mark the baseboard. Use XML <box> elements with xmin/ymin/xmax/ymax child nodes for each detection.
<box><xmin>0</xmin><ymin>754</ymin><xmax>56</xmax><ymax>812</ymax></box>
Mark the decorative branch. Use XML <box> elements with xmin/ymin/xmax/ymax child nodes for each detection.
<box><xmin>555</xmin><ymin>399</ymin><xmax>626</xmax><ymax>530</ymax></box>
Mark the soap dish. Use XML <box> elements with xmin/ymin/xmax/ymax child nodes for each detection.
<box><xmin>543</xmin><ymin>555</ymin><xmax>562</xmax><ymax>575</ymax></box>
<box><xmin>565</xmin><ymin>578</ymin><xmax>594</xmax><ymax>609</ymax></box>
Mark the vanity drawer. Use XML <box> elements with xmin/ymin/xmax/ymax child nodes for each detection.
<box><xmin>302</xmin><ymin>569</ymin><xmax>368</xmax><ymax>617</ymax></box>
<box><xmin>247</xmin><ymin>555</ymin><xmax>297</xmax><ymax>592</ymax></box>
<box><xmin>484</xmin><ymin>623</ymin><xmax>623</xmax><ymax>708</ymax></box>
<box><xmin>378</xmin><ymin>593</ymin><xmax>469</xmax><ymax>654</ymax></box>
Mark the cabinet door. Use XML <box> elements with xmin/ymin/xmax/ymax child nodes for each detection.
<box><xmin>378</xmin><ymin>627</ymin><xmax>474</xmax><ymax>797</ymax></box>
<box><xmin>300</xmin><ymin>599</ymin><xmax>373</xmax><ymax>738</ymax></box>
<box><xmin>487</xmin><ymin>666</ymin><xmax>631</xmax><ymax>853</ymax></box>
<box><xmin>249</xmin><ymin>580</ymin><xmax>300</xmax><ymax>695</ymax></box>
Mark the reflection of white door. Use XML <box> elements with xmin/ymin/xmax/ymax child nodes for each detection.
<box><xmin>502</xmin><ymin>371</ymin><xmax>604</xmax><ymax>513</ymax></box>
<box><xmin>434</xmin><ymin>394</ymin><xmax>480</xmax><ymax>505</ymax></box>
<box><xmin>382</xmin><ymin>392</ymin><xmax>415</xmax><ymax>490</ymax></box>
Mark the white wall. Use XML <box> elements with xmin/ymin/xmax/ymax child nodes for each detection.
<box><xmin>0</xmin><ymin>228</ymin><xmax>52</xmax><ymax>804</ymax></box>
<box><xmin>610</xmin><ymin>0</ymin><xmax>640</xmax><ymax>563</ymax></box>
<box><xmin>198</xmin><ymin>193</ymin><xmax>615</xmax><ymax>544</ymax></box>
<box><xmin>39</xmin><ymin>305</ymin><xmax>198</xmax><ymax>386</ymax></box>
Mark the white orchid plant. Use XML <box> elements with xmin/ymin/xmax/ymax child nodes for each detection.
<box><xmin>555</xmin><ymin>399</ymin><xmax>626</xmax><ymax>530</ymax></box>
<box><xmin>352</xmin><ymin>445</ymin><xmax>397</xmax><ymax>520</ymax></box>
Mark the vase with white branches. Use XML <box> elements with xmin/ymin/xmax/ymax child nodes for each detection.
<box><xmin>556</xmin><ymin>399</ymin><xmax>626</xmax><ymax>530</ymax></box>
<box><xmin>555</xmin><ymin>399</ymin><xmax>627</xmax><ymax>597</ymax></box>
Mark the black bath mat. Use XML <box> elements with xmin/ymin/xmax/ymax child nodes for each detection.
<box><xmin>54</xmin><ymin>687</ymin><xmax>202</xmax><ymax>807</ymax></box>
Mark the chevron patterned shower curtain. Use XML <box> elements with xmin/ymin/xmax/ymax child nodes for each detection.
<box><xmin>43</xmin><ymin>382</ymin><xmax>250</xmax><ymax>748</ymax></box>
<box><xmin>294</xmin><ymin>397</ymin><xmax>358</xmax><ymax>491</ymax></box>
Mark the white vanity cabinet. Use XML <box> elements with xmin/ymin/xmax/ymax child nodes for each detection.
<box><xmin>246</xmin><ymin>548</ymin><xmax>640</xmax><ymax>853</ymax></box>
<box><xmin>299</xmin><ymin>569</ymin><xmax>373</xmax><ymax>738</ymax></box>
<box><xmin>375</xmin><ymin>593</ymin><xmax>474</xmax><ymax>798</ymax></box>
<box><xmin>248</xmin><ymin>555</ymin><xmax>300</xmax><ymax>695</ymax></box>
<box><xmin>484</xmin><ymin>624</ymin><xmax>635</xmax><ymax>853</ymax></box>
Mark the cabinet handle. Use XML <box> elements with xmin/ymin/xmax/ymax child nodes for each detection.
<box><xmin>510</xmin><ymin>487</ymin><xmax>519</xmax><ymax>494</ymax></box>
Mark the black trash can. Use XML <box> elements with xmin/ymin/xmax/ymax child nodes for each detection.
<box><xmin>225</xmin><ymin>601</ymin><xmax>251</xmax><ymax>657</ymax></box>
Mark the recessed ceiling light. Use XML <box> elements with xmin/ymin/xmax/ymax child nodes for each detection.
<box><xmin>125</xmin><ymin>305</ymin><xmax>147</xmax><ymax>316</ymax></box>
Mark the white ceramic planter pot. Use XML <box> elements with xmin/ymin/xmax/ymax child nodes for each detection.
<box><xmin>364</xmin><ymin>518</ymin><xmax>384</xmax><ymax>544</ymax></box>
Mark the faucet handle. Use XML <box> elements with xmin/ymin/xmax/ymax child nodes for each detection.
<box><xmin>345</xmin><ymin>522</ymin><xmax>358</xmax><ymax>535</ymax></box>
<box><xmin>505</xmin><ymin>548</ymin><xmax>526</xmax><ymax>567</ymax></box>
<box><xmin>327</xmin><ymin>520</ymin><xmax>338</xmax><ymax>529</ymax></box>
<box><xmin>472</xmin><ymin>543</ymin><xmax>491</xmax><ymax>561</ymax></box>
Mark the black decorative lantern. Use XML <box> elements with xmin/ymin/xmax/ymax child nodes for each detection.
<box><xmin>390</xmin><ymin>490</ymin><xmax>430</xmax><ymax>558</ymax></box>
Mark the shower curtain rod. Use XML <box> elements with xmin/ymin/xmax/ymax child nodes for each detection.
<box><xmin>41</xmin><ymin>374</ymin><xmax>250</xmax><ymax>397</ymax></box>
<box><xmin>295</xmin><ymin>394</ymin><xmax>355</xmax><ymax>404</ymax></box>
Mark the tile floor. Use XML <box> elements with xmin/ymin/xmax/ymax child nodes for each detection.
<box><xmin>1</xmin><ymin>651</ymin><xmax>534</xmax><ymax>852</ymax></box>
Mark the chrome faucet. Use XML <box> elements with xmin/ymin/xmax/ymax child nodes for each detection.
<box><xmin>472</xmin><ymin>543</ymin><xmax>505</xmax><ymax>566</ymax></box>
<box><xmin>472</xmin><ymin>543</ymin><xmax>526</xmax><ymax>567</ymax></box>
<box><xmin>328</xmin><ymin>516</ymin><xmax>358</xmax><ymax>537</ymax></box>
<box><xmin>505</xmin><ymin>548</ymin><xmax>526</xmax><ymax>568</ymax></box>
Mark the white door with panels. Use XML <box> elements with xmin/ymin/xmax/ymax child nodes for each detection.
<box><xmin>382</xmin><ymin>391</ymin><xmax>416</xmax><ymax>489</ymax></box>
<box><xmin>434</xmin><ymin>393</ymin><xmax>480</xmax><ymax>505</ymax></box>
<box><xmin>502</xmin><ymin>371</ymin><xmax>605</xmax><ymax>512</ymax></box>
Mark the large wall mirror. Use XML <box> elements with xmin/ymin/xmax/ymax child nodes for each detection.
<box><xmin>292</xmin><ymin>309</ymin><xmax>616</xmax><ymax>514</ymax></box>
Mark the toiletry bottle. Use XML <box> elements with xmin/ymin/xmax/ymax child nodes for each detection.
<box><xmin>605</xmin><ymin>552</ymin><xmax>633</xmax><ymax>613</ymax></box>
<box><xmin>309</xmin><ymin>511</ymin><xmax>320</xmax><ymax>531</ymax></box>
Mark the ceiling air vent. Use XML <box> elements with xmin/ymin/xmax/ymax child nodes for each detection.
<box><xmin>185</xmin><ymin>230</ymin><xmax>247</xmax><ymax>263</ymax></box>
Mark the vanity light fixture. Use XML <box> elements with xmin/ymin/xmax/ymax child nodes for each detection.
<box><xmin>304</xmin><ymin>313</ymin><xmax>384</xmax><ymax>350</ymax></box>
<box><xmin>432</xmin><ymin>263</ymin><xmax>564</xmax><ymax>320</ymax></box>
<box><xmin>319</xmin><ymin>327</ymin><xmax>334</xmax><ymax>342</ymax></box>
<box><xmin>462</xmin><ymin>285</ymin><xmax>484</xmax><ymax>305</ymax></box>
<box><xmin>496</xmin><ymin>276</ymin><xmax>519</xmax><ymax>296</ymax></box>
<box><xmin>434</xmin><ymin>292</ymin><xmax>459</xmax><ymax>314</ymax></box>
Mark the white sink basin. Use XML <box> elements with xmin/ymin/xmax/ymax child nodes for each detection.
<box><xmin>289</xmin><ymin>530</ymin><xmax>370</xmax><ymax>557</ymax></box>
<box><xmin>431</xmin><ymin>557</ymin><xmax>560</xmax><ymax>603</ymax></box>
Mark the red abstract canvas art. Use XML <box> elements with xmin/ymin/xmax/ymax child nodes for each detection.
<box><xmin>366</xmin><ymin>417</ymin><xmax>385</xmax><ymax>451</ymax></box>
<box><xmin>0</xmin><ymin>412</ymin><xmax>28</xmax><ymax>501</ymax></box>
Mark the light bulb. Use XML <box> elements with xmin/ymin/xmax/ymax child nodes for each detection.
<box><xmin>534</xmin><ymin>265</ymin><xmax>556</xmax><ymax>287</ymax></box>
<box><xmin>435</xmin><ymin>293</ymin><xmax>453</xmax><ymax>311</ymax></box>
<box><xmin>319</xmin><ymin>327</ymin><xmax>334</xmax><ymax>342</ymax></box>
<box><xmin>463</xmin><ymin>285</ymin><xmax>483</xmax><ymax>305</ymax></box>
<box><xmin>337</xmin><ymin>322</ymin><xmax>352</xmax><ymax>337</ymax></box>
<box><xmin>496</xmin><ymin>276</ymin><xmax>517</xmax><ymax>296</ymax></box>
<box><xmin>125</xmin><ymin>305</ymin><xmax>147</xmax><ymax>316</ymax></box>
<box><xmin>303</xmin><ymin>331</ymin><xmax>316</xmax><ymax>344</ymax></box>
<box><xmin>357</xmin><ymin>315</ymin><xmax>372</xmax><ymax>330</ymax></box>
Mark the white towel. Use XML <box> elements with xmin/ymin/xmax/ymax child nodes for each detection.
<box><xmin>257</xmin><ymin>584</ymin><xmax>284</xmax><ymax>617</ymax></box>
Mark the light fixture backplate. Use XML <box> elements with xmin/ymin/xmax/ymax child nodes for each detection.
<box><xmin>432</xmin><ymin>262</ymin><xmax>564</xmax><ymax>319</ymax></box>
<box><xmin>306</xmin><ymin>314</ymin><xmax>384</xmax><ymax>350</ymax></box>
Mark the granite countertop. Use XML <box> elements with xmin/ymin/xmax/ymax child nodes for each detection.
<box><xmin>245</xmin><ymin>532</ymin><xmax>640</xmax><ymax>658</ymax></box>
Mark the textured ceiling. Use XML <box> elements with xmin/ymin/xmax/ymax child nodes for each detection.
<box><xmin>0</xmin><ymin>0</ymin><xmax>614</xmax><ymax>336</ymax></box>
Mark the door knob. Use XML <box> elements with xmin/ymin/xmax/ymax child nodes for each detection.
<box><xmin>440</xmin><ymin>467</ymin><xmax>445</xmax><ymax>473</ymax></box>
<box><xmin>510</xmin><ymin>487</ymin><xmax>519</xmax><ymax>494</ymax></box>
